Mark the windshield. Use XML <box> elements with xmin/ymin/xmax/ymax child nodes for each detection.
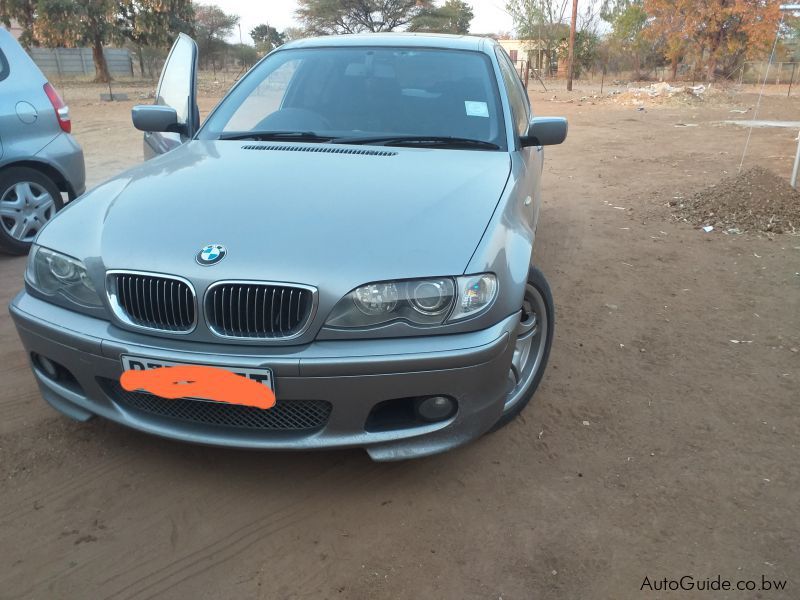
<box><xmin>199</xmin><ymin>46</ymin><xmax>506</xmax><ymax>150</ymax></box>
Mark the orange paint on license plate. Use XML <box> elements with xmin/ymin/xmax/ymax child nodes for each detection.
<box><xmin>120</xmin><ymin>365</ymin><xmax>276</xmax><ymax>409</ymax></box>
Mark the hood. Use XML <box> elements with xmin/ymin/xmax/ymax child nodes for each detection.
<box><xmin>39</xmin><ymin>140</ymin><xmax>510</xmax><ymax>293</ymax></box>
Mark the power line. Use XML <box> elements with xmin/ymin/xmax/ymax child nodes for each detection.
<box><xmin>738</xmin><ymin>12</ymin><xmax>785</xmax><ymax>173</ymax></box>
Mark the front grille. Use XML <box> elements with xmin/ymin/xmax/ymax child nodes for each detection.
<box><xmin>205</xmin><ymin>282</ymin><xmax>314</xmax><ymax>339</ymax></box>
<box><xmin>100</xmin><ymin>379</ymin><xmax>332</xmax><ymax>431</ymax></box>
<box><xmin>109</xmin><ymin>272</ymin><xmax>195</xmax><ymax>332</ymax></box>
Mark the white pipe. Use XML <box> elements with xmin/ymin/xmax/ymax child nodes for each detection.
<box><xmin>779</xmin><ymin>5</ymin><xmax>800</xmax><ymax>186</ymax></box>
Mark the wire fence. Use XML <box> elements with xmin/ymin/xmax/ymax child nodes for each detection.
<box><xmin>740</xmin><ymin>61</ymin><xmax>799</xmax><ymax>87</ymax></box>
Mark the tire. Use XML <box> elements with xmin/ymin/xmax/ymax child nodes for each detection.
<box><xmin>490</xmin><ymin>266</ymin><xmax>555</xmax><ymax>432</ymax></box>
<box><xmin>0</xmin><ymin>167</ymin><xmax>64</xmax><ymax>255</ymax></box>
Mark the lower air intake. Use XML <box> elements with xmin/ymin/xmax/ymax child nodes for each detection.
<box><xmin>100</xmin><ymin>379</ymin><xmax>331</xmax><ymax>431</ymax></box>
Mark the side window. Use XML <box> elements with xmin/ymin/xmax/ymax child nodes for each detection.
<box><xmin>155</xmin><ymin>35</ymin><xmax>197</xmax><ymax>129</ymax></box>
<box><xmin>0</xmin><ymin>47</ymin><xmax>9</xmax><ymax>82</ymax></box>
<box><xmin>495</xmin><ymin>47</ymin><xmax>529</xmax><ymax>138</ymax></box>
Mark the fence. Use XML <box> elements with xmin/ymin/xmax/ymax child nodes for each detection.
<box><xmin>512</xmin><ymin>59</ymin><xmax>530</xmax><ymax>89</ymax></box>
<box><xmin>740</xmin><ymin>61</ymin><xmax>799</xmax><ymax>86</ymax></box>
<box><xmin>28</xmin><ymin>47</ymin><xmax>134</xmax><ymax>78</ymax></box>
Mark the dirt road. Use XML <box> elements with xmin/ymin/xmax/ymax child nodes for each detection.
<box><xmin>1</xmin><ymin>83</ymin><xmax>797</xmax><ymax>599</ymax></box>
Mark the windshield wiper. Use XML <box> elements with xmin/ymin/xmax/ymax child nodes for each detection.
<box><xmin>219</xmin><ymin>131</ymin><xmax>336</xmax><ymax>142</ymax></box>
<box><xmin>332</xmin><ymin>135</ymin><xmax>500</xmax><ymax>150</ymax></box>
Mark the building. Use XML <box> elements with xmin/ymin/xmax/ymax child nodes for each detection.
<box><xmin>497</xmin><ymin>38</ymin><xmax>569</xmax><ymax>77</ymax></box>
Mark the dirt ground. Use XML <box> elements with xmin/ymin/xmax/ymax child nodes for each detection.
<box><xmin>0</xmin><ymin>79</ymin><xmax>798</xmax><ymax>599</ymax></box>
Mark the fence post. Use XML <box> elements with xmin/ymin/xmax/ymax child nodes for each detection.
<box><xmin>81</xmin><ymin>49</ymin><xmax>90</xmax><ymax>76</ymax></box>
<box><xmin>789</xmin><ymin>63</ymin><xmax>797</xmax><ymax>97</ymax></box>
<box><xmin>53</xmin><ymin>49</ymin><xmax>62</xmax><ymax>78</ymax></box>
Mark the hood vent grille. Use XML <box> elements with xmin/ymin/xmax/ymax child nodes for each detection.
<box><xmin>241</xmin><ymin>144</ymin><xmax>397</xmax><ymax>157</ymax></box>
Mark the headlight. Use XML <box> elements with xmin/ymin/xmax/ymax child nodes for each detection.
<box><xmin>324</xmin><ymin>274</ymin><xmax>496</xmax><ymax>329</ymax></box>
<box><xmin>450</xmin><ymin>274</ymin><xmax>498</xmax><ymax>321</ymax></box>
<box><xmin>26</xmin><ymin>245</ymin><xmax>102</xmax><ymax>307</ymax></box>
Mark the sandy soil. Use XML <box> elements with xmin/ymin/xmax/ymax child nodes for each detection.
<box><xmin>0</xmin><ymin>80</ymin><xmax>798</xmax><ymax>599</ymax></box>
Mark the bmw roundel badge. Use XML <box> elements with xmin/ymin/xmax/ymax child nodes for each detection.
<box><xmin>196</xmin><ymin>243</ymin><xmax>227</xmax><ymax>266</ymax></box>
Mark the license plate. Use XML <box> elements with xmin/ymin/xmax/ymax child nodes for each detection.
<box><xmin>121</xmin><ymin>355</ymin><xmax>274</xmax><ymax>392</ymax></box>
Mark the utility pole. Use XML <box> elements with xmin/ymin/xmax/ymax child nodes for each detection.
<box><xmin>566</xmin><ymin>0</ymin><xmax>578</xmax><ymax>91</ymax></box>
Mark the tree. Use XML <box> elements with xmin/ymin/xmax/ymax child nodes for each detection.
<box><xmin>692</xmin><ymin>0</ymin><xmax>781</xmax><ymax>80</ymax></box>
<box><xmin>560</xmin><ymin>28</ymin><xmax>598</xmax><ymax>77</ymax></box>
<box><xmin>2</xmin><ymin>0</ymin><xmax>195</xmax><ymax>82</ymax></box>
<box><xmin>232</xmin><ymin>41</ymin><xmax>258</xmax><ymax>67</ymax></box>
<box><xmin>642</xmin><ymin>0</ymin><xmax>694</xmax><ymax>80</ymax></box>
<box><xmin>281</xmin><ymin>26</ymin><xmax>307</xmax><ymax>42</ymax></box>
<box><xmin>601</xmin><ymin>0</ymin><xmax>653</xmax><ymax>76</ymax></box>
<box><xmin>193</xmin><ymin>3</ymin><xmax>238</xmax><ymax>73</ymax></box>
<box><xmin>0</xmin><ymin>0</ymin><xmax>37</xmax><ymax>47</ymax></box>
<box><xmin>34</xmin><ymin>0</ymin><xmax>117</xmax><ymax>83</ymax></box>
<box><xmin>506</xmin><ymin>0</ymin><xmax>570</xmax><ymax>75</ymax></box>
<box><xmin>642</xmin><ymin>0</ymin><xmax>781</xmax><ymax>81</ymax></box>
<box><xmin>410</xmin><ymin>0</ymin><xmax>474</xmax><ymax>34</ymax></box>
<box><xmin>117</xmin><ymin>0</ymin><xmax>194</xmax><ymax>77</ymax></box>
<box><xmin>250</xmin><ymin>23</ymin><xmax>284</xmax><ymax>53</ymax></box>
<box><xmin>781</xmin><ymin>15</ymin><xmax>800</xmax><ymax>62</ymax></box>
<box><xmin>296</xmin><ymin>0</ymin><xmax>433</xmax><ymax>34</ymax></box>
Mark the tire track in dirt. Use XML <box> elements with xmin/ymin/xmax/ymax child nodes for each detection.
<box><xmin>0</xmin><ymin>427</ymin><xmax>134</xmax><ymax>523</ymax></box>
<box><xmin>97</xmin><ymin>459</ymin><xmax>394</xmax><ymax>600</ymax></box>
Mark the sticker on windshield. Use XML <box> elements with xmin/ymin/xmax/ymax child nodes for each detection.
<box><xmin>464</xmin><ymin>101</ymin><xmax>490</xmax><ymax>118</ymax></box>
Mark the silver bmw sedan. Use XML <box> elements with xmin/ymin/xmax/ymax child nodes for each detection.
<box><xmin>10</xmin><ymin>33</ymin><xmax>567</xmax><ymax>461</ymax></box>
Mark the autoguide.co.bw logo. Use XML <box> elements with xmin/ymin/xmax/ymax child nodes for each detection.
<box><xmin>641</xmin><ymin>574</ymin><xmax>787</xmax><ymax>593</ymax></box>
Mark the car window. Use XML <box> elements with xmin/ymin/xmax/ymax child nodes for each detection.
<box><xmin>226</xmin><ymin>59</ymin><xmax>301</xmax><ymax>131</ymax></box>
<box><xmin>494</xmin><ymin>47</ymin><xmax>529</xmax><ymax>138</ymax></box>
<box><xmin>0</xmin><ymin>47</ymin><xmax>9</xmax><ymax>82</ymax></box>
<box><xmin>155</xmin><ymin>35</ymin><xmax>195</xmax><ymax>126</ymax></box>
<box><xmin>201</xmin><ymin>47</ymin><xmax>507</xmax><ymax>150</ymax></box>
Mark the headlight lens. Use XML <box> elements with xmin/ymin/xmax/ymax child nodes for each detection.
<box><xmin>325</xmin><ymin>274</ymin><xmax>497</xmax><ymax>329</ymax></box>
<box><xmin>353</xmin><ymin>282</ymin><xmax>400</xmax><ymax>315</ymax></box>
<box><xmin>26</xmin><ymin>245</ymin><xmax>102</xmax><ymax>307</ymax></box>
<box><xmin>450</xmin><ymin>274</ymin><xmax>498</xmax><ymax>321</ymax></box>
<box><xmin>326</xmin><ymin>277</ymin><xmax>456</xmax><ymax>328</ymax></box>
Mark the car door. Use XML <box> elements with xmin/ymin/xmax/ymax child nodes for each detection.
<box><xmin>495</xmin><ymin>47</ymin><xmax>542</xmax><ymax>228</ymax></box>
<box><xmin>143</xmin><ymin>33</ymin><xmax>199</xmax><ymax>159</ymax></box>
<box><xmin>0</xmin><ymin>43</ymin><xmax>8</xmax><ymax>160</ymax></box>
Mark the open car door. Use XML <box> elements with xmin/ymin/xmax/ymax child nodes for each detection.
<box><xmin>132</xmin><ymin>34</ymin><xmax>199</xmax><ymax>159</ymax></box>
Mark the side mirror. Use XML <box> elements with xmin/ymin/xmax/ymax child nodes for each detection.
<box><xmin>132</xmin><ymin>105</ymin><xmax>186</xmax><ymax>134</ymax></box>
<box><xmin>520</xmin><ymin>117</ymin><xmax>568</xmax><ymax>147</ymax></box>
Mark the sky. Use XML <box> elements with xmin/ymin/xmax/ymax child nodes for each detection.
<box><xmin>211</xmin><ymin>0</ymin><xmax>517</xmax><ymax>45</ymax></box>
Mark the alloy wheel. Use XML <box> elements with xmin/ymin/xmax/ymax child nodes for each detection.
<box><xmin>503</xmin><ymin>282</ymin><xmax>549</xmax><ymax>414</ymax></box>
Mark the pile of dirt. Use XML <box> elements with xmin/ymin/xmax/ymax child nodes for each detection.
<box><xmin>673</xmin><ymin>166</ymin><xmax>800</xmax><ymax>234</ymax></box>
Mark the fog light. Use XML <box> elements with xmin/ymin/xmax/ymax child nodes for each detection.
<box><xmin>33</xmin><ymin>353</ymin><xmax>59</xmax><ymax>379</ymax></box>
<box><xmin>415</xmin><ymin>395</ymin><xmax>456</xmax><ymax>422</ymax></box>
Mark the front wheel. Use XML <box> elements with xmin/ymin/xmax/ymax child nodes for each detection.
<box><xmin>0</xmin><ymin>167</ymin><xmax>64</xmax><ymax>255</ymax></box>
<box><xmin>491</xmin><ymin>266</ymin><xmax>555</xmax><ymax>431</ymax></box>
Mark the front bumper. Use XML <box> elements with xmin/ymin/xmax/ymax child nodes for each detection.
<box><xmin>10</xmin><ymin>291</ymin><xmax>517</xmax><ymax>461</ymax></box>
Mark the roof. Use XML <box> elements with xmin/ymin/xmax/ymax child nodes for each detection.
<box><xmin>282</xmin><ymin>33</ymin><xmax>495</xmax><ymax>53</ymax></box>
